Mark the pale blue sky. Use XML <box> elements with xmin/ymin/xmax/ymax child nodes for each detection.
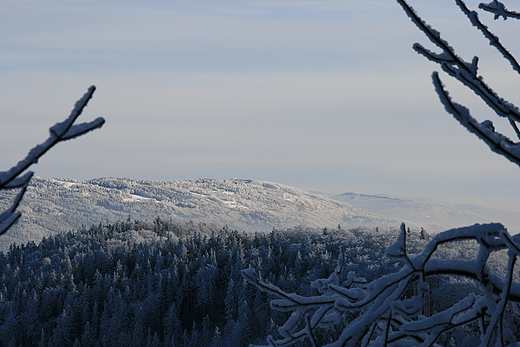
<box><xmin>1</xmin><ymin>0</ymin><xmax>519</xmax><ymax>212</ymax></box>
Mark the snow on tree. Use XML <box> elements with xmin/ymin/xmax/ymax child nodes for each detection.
<box><xmin>243</xmin><ymin>1</ymin><xmax>520</xmax><ymax>346</ymax></box>
<box><xmin>244</xmin><ymin>223</ymin><xmax>520</xmax><ymax>346</ymax></box>
<box><xmin>0</xmin><ymin>86</ymin><xmax>105</xmax><ymax>235</ymax></box>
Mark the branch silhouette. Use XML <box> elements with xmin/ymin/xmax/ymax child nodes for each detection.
<box><xmin>0</xmin><ymin>86</ymin><xmax>105</xmax><ymax>235</ymax></box>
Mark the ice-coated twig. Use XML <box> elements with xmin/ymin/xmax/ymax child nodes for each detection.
<box><xmin>0</xmin><ymin>86</ymin><xmax>105</xmax><ymax>235</ymax></box>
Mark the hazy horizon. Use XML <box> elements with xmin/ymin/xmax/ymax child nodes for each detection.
<box><xmin>2</xmin><ymin>0</ymin><xmax>519</xmax><ymax>214</ymax></box>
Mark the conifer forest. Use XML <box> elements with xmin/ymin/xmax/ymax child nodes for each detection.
<box><xmin>1</xmin><ymin>219</ymin><xmax>517</xmax><ymax>346</ymax></box>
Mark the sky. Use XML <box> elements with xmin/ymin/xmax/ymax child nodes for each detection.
<box><xmin>1</xmin><ymin>0</ymin><xmax>519</xmax><ymax>214</ymax></box>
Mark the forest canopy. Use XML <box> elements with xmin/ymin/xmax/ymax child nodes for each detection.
<box><xmin>1</xmin><ymin>219</ymin><xmax>515</xmax><ymax>347</ymax></box>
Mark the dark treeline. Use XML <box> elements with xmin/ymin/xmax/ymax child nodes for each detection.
<box><xmin>0</xmin><ymin>219</ymin><xmax>404</xmax><ymax>347</ymax></box>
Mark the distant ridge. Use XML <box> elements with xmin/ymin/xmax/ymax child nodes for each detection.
<box><xmin>0</xmin><ymin>177</ymin><xmax>409</xmax><ymax>251</ymax></box>
<box><xmin>331</xmin><ymin>192</ymin><xmax>520</xmax><ymax>235</ymax></box>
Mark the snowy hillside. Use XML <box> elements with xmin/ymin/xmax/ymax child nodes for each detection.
<box><xmin>331</xmin><ymin>192</ymin><xmax>520</xmax><ymax>234</ymax></box>
<box><xmin>0</xmin><ymin>177</ymin><xmax>408</xmax><ymax>251</ymax></box>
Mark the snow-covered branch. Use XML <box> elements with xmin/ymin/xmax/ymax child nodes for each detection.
<box><xmin>479</xmin><ymin>1</ymin><xmax>520</xmax><ymax>20</ymax></box>
<box><xmin>397</xmin><ymin>0</ymin><xmax>520</xmax><ymax>167</ymax></box>
<box><xmin>456</xmin><ymin>0</ymin><xmax>520</xmax><ymax>74</ymax></box>
<box><xmin>0</xmin><ymin>86</ymin><xmax>105</xmax><ymax>235</ymax></box>
<box><xmin>432</xmin><ymin>72</ymin><xmax>520</xmax><ymax>166</ymax></box>
<box><xmin>243</xmin><ymin>223</ymin><xmax>520</xmax><ymax>346</ymax></box>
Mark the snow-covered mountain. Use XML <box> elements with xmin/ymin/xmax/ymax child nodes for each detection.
<box><xmin>0</xmin><ymin>177</ymin><xmax>408</xmax><ymax>252</ymax></box>
<box><xmin>331</xmin><ymin>192</ymin><xmax>520</xmax><ymax>235</ymax></box>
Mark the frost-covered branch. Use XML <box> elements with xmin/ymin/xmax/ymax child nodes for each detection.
<box><xmin>432</xmin><ymin>72</ymin><xmax>520</xmax><ymax>165</ymax></box>
<box><xmin>0</xmin><ymin>181</ymin><xmax>31</xmax><ymax>236</ymax></box>
<box><xmin>0</xmin><ymin>86</ymin><xmax>105</xmax><ymax>235</ymax></box>
<box><xmin>479</xmin><ymin>1</ymin><xmax>520</xmax><ymax>20</ymax></box>
<box><xmin>397</xmin><ymin>0</ymin><xmax>520</xmax><ymax>167</ymax></box>
<box><xmin>243</xmin><ymin>223</ymin><xmax>520</xmax><ymax>346</ymax></box>
<box><xmin>239</xmin><ymin>1</ymin><xmax>520</xmax><ymax>345</ymax></box>
<box><xmin>456</xmin><ymin>0</ymin><xmax>520</xmax><ymax>74</ymax></box>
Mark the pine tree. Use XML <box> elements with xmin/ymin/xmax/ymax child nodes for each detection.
<box><xmin>224</xmin><ymin>279</ymin><xmax>236</xmax><ymax>322</ymax></box>
<box><xmin>211</xmin><ymin>327</ymin><xmax>223</xmax><ymax>347</ymax></box>
<box><xmin>50</xmin><ymin>305</ymin><xmax>75</xmax><ymax>346</ymax></box>
<box><xmin>132</xmin><ymin>307</ymin><xmax>146</xmax><ymax>345</ymax></box>
<box><xmin>163</xmin><ymin>302</ymin><xmax>182</xmax><ymax>341</ymax></box>
<box><xmin>201</xmin><ymin>314</ymin><xmax>213</xmax><ymax>347</ymax></box>
<box><xmin>80</xmin><ymin>321</ymin><xmax>97</xmax><ymax>347</ymax></box>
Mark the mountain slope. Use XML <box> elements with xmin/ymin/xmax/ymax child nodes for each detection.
<box><xmin>0</xmin><ymin>177</ymin><xmax>408</xmax><ymax>251</ymax></box>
